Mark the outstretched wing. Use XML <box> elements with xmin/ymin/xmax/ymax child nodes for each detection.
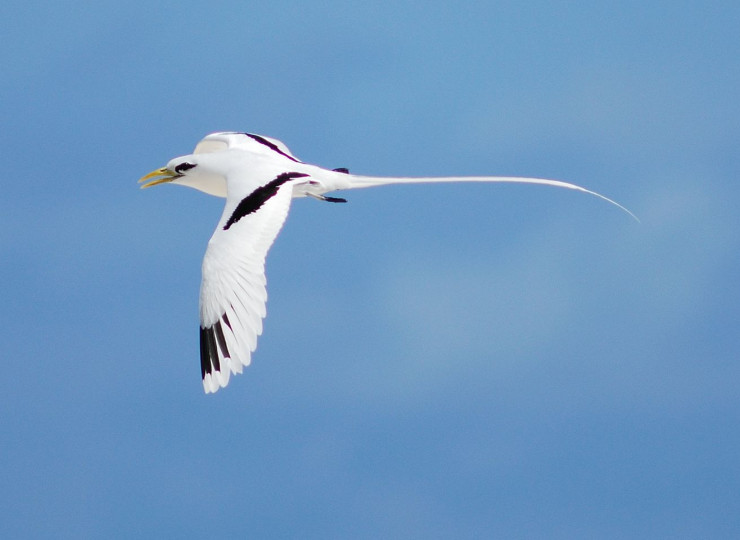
<box><xmin>198</xmin><ymin>173</ymin><xmax>305</xmax><ymax>393</ymax></box>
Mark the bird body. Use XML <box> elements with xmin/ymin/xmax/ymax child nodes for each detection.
<box><xmin>140</xmin><ymin>131</ymin><xmax>635</xmax><ymax>393</ymax></box>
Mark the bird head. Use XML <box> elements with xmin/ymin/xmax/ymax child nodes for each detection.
<box><xmin>139</xmin><ymin>154</ymin><xmax>228</xmax><ymax>197</ymax></box>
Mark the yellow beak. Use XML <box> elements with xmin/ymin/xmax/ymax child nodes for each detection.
<box><xmin>138</xmin><ymin>167</ymin><xmax>179</xmax><ymax>189</ymax></box>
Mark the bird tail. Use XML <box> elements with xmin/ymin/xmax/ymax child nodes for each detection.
<box><xmin>345</xmin><ymin>174</ymin><xmax>639</xmax><ymax>221</ymax></box>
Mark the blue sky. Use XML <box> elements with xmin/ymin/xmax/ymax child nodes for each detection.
<box><xmin>2</xmin><ymin>1</ymin><xmax>739</xmax><ymax>538</ymax></box>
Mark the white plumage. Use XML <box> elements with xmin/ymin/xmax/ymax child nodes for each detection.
<box><xmin>140</xmin><ymin>131</ymin><xmax>635</xmax><ymax>393</ymax></box>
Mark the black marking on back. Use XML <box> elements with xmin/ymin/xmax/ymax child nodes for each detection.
<box><xmin>224</xmin><ymin>172</ymin><xmax>309</xmax><ymax>230</ymax></box>
<box><xmin>244</xmin><ymin>133</ymin><xmax>301</xmax><ymax>163</ymax></box>
<box><xmin>200</xmin><ymin>326</ymin><xmax>221</xmax><ymax>380</ymax></box>
<box><xmin>332</xmin><ymin>167</ymin><xmax>349</xmax><ymax>174</ymax></box>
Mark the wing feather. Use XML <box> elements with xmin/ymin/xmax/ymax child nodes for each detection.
<box><xmin>198</xmin><ymin>181</ymin><xmax>296</xmax><ymax>393</ymax></box>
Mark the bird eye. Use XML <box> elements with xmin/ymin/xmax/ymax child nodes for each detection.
<box><xmin>175</xmin><ymin>162</ymin><xmax>197</xmax><ymax>174</ymax></box>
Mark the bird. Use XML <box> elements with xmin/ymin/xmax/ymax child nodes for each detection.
<box><xmin>139</xmin><ymin>131</ymin><xmax>636</xmax><ymax>393</ymax></box>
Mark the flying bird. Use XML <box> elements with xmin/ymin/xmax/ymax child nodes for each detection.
<box><xmin>140</xmin><ymin>132</ymin><xmax>635</xmax><ymax>393</ymax></box>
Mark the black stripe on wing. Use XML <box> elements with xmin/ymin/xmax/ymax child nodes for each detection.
<box><xmin>224</xmin><ymin>172</ymin><xmax>309</xmax><ymax>230</ymax></box>
<box><xmin>244</xmin><ymin>133</ymin><xmax>302</xmax><ymax>163</ymax></box>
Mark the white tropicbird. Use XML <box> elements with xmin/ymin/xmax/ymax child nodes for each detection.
<box><xmin>140</xmin><ymin>131</ymin><xmax>636</xmax><ymax>393</ymax></box>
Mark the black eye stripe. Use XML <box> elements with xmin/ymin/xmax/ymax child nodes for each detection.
<box><xmin>175</xmin><ymin>162</ymin><xmax>197</xmax><ymax>174</ymax></box>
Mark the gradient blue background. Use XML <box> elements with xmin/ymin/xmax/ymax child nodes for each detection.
<box><xmin>2</xmin><ymin>1</ymin><xmax>738</xmax><ymax>538</ymax></box>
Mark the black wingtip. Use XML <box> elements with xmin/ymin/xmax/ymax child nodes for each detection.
<box><xmin>332</xmin><ymin>167</ymin><xmax>350</xmax><ymax>174</ymax></box>
<box><xmin>199</xmin><ymin>325</ymin><xmax>221</xmax><ymax>380</ymax></box>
